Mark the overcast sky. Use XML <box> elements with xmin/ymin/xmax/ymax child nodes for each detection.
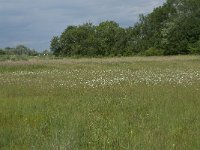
<box><xmin>0</xmin><ymin>0</ymin><xmax>165</xmax><ymax>51</ymax></box>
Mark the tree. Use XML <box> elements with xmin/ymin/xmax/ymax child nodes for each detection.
<box><xmin>160</xmin><ymin>0</ymin><xmax>200</xmax><ymax>54</ymax></box>
<box><xmin>50</xmin><ymin>36</ymin><xmax>61</xmax><ymax>56</ymax></box>
<box><xmin>96</xmin><ymin>21</ymin><xmax>124</xmax><ymax>56</ymax></box>
<box><xmin>60</xmin><ymin>23</ymin><xmax>98</xmax><ymax>56</ymax></box>
<box><xmin>60</xmin><ymin>25</ymin><xmax>78</xmax><ymax>56</ymax></box>
<box><xmin>15</xmin><ymin>45</ymin><xmax>30</xmax><ymax>55</ymax></box>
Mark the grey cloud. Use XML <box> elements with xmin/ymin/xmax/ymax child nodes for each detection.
<box><xmin>0</xmin><ymin>0</ymin><xmax>165</xmax><ymax>51</ymax></box>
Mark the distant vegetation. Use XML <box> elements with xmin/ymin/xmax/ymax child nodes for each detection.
<box><xmin>0</xmin><ymin>45</ymin><xmax>38</xmax><ymax>56</ymax></box>
<box><xmin>51</xmin><ymin>0</ymin><xmax>200</xmax><ymax>57</ymax></box>
<box><xmin>0</xmin><ymin>45</ymin><xmax>38</xmax><ymax>61</ymax></box>
<box><xmin>0</xmin><ymin>45</ymin><xmax>53</xmax><ymax>61</ymax></box>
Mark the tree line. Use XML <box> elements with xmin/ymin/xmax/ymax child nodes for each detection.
<box><xmin>0</xmin><ymin>45</ymin><xmax>38</xmax><ymax>56</ymax></box>
<box><xmin>0</xmin><ymin>45</ymin><xmax>53</xmax><ymax>56</ymax></box>
<box><xmin>50</xmin><ymin>0</ymin><xmax>200</xmax><ymax>57</ymax></box>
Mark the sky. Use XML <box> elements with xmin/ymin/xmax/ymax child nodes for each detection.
<box><xmin>0</xmin><ymin>0</ymin><xmax>165</xmax><ymax>51</ymax></box>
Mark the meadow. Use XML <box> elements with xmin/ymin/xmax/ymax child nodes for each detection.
<box><xmin>0</xmin><ymin>56</ymin><xmax>200</xmax><ymax>150</ymax></box>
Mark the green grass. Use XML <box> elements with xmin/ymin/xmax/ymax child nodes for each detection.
<box><xmin>0</xmin><ymin>55</ymin><xmax>29</xmax><ymax>62</ymax></box>
<box><xmin>0</xmin><ymin>56</ymin><xmax>200</xmax><ymax>150</ymax></box>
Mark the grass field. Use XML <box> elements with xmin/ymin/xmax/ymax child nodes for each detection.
<box><xmin>0</xmin><ymin>56</ymin><xmax>200</xmax><ymax>150</ymax></box>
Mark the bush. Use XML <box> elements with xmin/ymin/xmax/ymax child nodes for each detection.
<box><xmin>0</xmin><ymin>49</ymin><xmax>6</xmax><ymax>55</ymax></box>
<box><xmin>189</xmin><ymin>40</ymin><xmax>200</xmax><ymax>54</ymax></box>
<box><xmin>0</xmin><ymin>55</ymin><xmax>10</xmax><ymax>61</ymax></box>
<box><xmin>144</xmin><ymin>47</ymin><xmax>164</xmax><ymax>56</ymax></box>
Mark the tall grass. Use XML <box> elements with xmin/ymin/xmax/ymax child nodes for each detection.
<box><xmin>0</xmin><ymin>56</ymin><xmax>200</xmax><ymax>150</ymax></box>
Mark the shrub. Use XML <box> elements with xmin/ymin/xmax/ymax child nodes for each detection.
<box><xmin>0</xmin><ymin>49</ymin><xmax>6</xmax><ymax>55</ymax></box>
<box><xmin>189</xmin><ymin>40</ymin><xmax>200</xmax><ymax>54</ymax></box>
<box><xmin>144</xmin><ymin>47</ymin><xmax>164</xmax><ymax>56</ymax></box>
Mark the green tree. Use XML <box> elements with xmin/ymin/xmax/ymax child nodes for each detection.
<box><xmin>96</xmin><ymin>21</ymin><xmax>124</xmax><ymax>56</ymax></box>
<box><xmin>50</xmin><ymin>36</ymin><xmax>61</xmax><ymax>56</ymax></box>
<box><xmin>160</xmin><ymin>0</ymin><xmax>200</xmax><ymax>54</ymax></box>
<box><xmin>60</xmin><ymin>23</ymin><xmax>97</xmax><ymax>56</ymax></box>
<box><xmin>14</xmin><ymin>45</ymin><xmax>30</xmax><ymax>55</ymax></box>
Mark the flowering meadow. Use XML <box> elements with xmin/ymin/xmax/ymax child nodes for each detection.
<box><xmin>0</xmin><ymin>56</ymin><xmax>200</xmax><ymax>149</ymax></box>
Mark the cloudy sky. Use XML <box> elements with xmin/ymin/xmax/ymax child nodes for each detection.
<box><xmin>0</xmin><ymin>0</ymin><xmax>165</xmax><ymax>51</ymax></box>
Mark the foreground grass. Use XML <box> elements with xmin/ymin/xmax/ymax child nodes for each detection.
<box><xmin>0</xmin><ymin>56</ymin><xmax>200</xmax><ymax>150</ymax></box>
